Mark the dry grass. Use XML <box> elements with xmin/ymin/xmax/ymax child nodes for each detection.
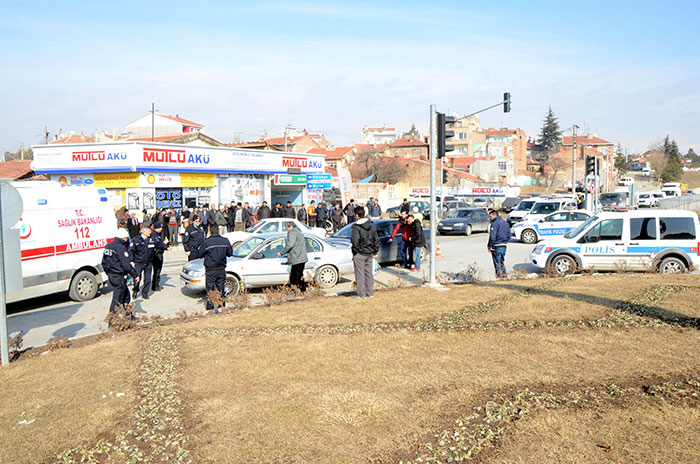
<box><xmin>647</xmin><ymin>287</ymin><xmax>700</xmax><ymax>319</ymax></box>
<box><xmin>490</xmin><ymin>401</ymin><xmax>700</xmax><ymax>463</ymax></box>
<box><xmin>180</xmin><ymin>327</ymin><xmax>700</xmax><ymax>463</ymax></box>
<box><xmin>682</xmin><ymin>170</ymin><xmax>700</xmax><ymax>188</ymax></box>
<box><xmin>0</xmin><ymin>334</ymin><xmax>139</xmax><ymax>463</ymax></box>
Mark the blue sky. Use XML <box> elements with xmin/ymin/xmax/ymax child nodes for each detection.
<box><xmin>1</xmin><ymin>0</ymin><xmax>699</xmax><ymax>153</ymax></box>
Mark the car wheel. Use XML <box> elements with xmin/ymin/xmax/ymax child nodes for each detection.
<box><xmin>521</xmin><ymin>229</ymin><xmax>537</xmax><ymax>244</ymax></box>
<box><xmin>69</xmin><ymin>270</ymin><xmax>98</xmax><ymax>302</ymax></box>
<box><xmin>315</xmin><ymin>265</ymin><xmax>339</xmax><ymax>288</ymax></box>
<box><xmin>225</xmin><ymin>274</ymin><xmax>241</xmax><ymax>296</ymax></box>
<box><xmin>659</xmin><ymin>257</ymin><xmax>686</xmax><ymax>274</ymax></box>
<box><xmin>465</xmin><ymin>225</ymin><xmax>472</xmax><ymax>236</ymax></box>
<box><xmin>549</xmin><ymin>255</ymin><xmax>576</xmax><ymax>276</ymax></box>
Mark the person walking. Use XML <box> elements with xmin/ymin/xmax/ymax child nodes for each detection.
<box><xmin>130</xmin><ymin>226</ymin><xmax>154</xmax><ymax>299</ymax></box>
<box><xmin>150</xmin><ymin>222</ymin><xmax>169</xmax><ymax>292</ymax></box>
<box><xmin>487</xmin><ymin>209</ymin><xmax>510</xmax><ymax>278</ymax></box>
<box><xmin>192</xmin><ymin>227</ymin><xmax>233</xmax><ymax>312</ymax></box>
<box><xmin>183</xmin><ymin>215</ymin><xmax>205</xmax><ymax>261</ymax></box>
<box><xmin>330</xmin><ymin>202</ymin><xmax>345</xmax><ymax>233</ymax></box>
<box><xmin>388</xmin><ymin>210</ymin><xmax>412</xmax><ymax>269</ymax></box>
<box><xmin>284</xmin><ymin>201</ymin><xmax>296</xmax><ymax>219</ymax></box>
<box><xmin>400</xmin><ymin>198</ymin><xmax>410</xmax><ymax>215</ymax></box>
<box><xmin>277</xmin><ymin>221</ymin><xmax>308</xmax><ymax>291</ymax></box>
<box><xmin>257</xmin><ymin>201</ymin><xmax>271</xmax><ymax>220</ymax></box>
<box><xmin>407</xmin><ymin>214</ymin><xmax>425</xmax><ymax>273</ymax></box>
<box><xmin>351</xmin><ymin>206</ymin><xmax>379</xmax><ymax>298</ymax></box>
<box><xmin>102</xmin><ymin>228</ymin><xmax>139</xmax><ymax>319</ymax></box>
<box><xmin>166</xmin><ymin>208</ymin><xmax>180</xmax><ymax>246</ymax></box>
<box><xmin>307</xmin><ymin>200</ymin><xmax>317</xmax><ymax>227</ymax></box>
<box><xmin>344</xmin><ymin>199</ymin><xmax>356</xmax><ymax>224</ymax></box>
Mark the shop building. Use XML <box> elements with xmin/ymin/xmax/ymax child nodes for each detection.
<box><xmin>30</xmin><ymin>141</ymin><xmax>326</xmax><ymax>214</ymax></box>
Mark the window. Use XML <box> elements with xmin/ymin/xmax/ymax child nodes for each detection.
<box><xmin>305</xmin><ymin>237</ymin><xmax>322</xmax><ymax>253</ymax></box>
<box><xmin>584</xmin><ymin>219</ymin><xmax>623</xmax><ymax>242</ymax></box>
<box><xmin>257</xmin><ymin>240</ymin><xmax>286</xmax><ymax>258</ymax></box>
<box><xmin>660</xmin><ymin>217</ymin><xmax>696</xmax><ymax>240</ymax></box>
<box><xmin>458</xmin><ymin>133</ymin><xmax>467</xmax><ymax>140</ymax></box>
<box><xmin>531</xmin><ymin>203</ymin><xmax>558</xmax><ymax>215</ymax></box>
<box><xmin>377</xmin><ymin>224</ymin><xmax>393</xmax><ymax>238</ymax></box>
<box><xmin>571</xmin><ymin>212</ymin><xmax>590</xmax><ymax>221</ymax></box>
<box><xmin>630</xmin><ymin>217</ymin><xmax>657</xmax><ymax>240</ymax></box>
<box><xmin>546</xmin><ymin>212</ymin><xmax>569</xmax><ymax>222</ymax></box>
<box><xmin>258</xmin><ymin>222</ymin><xmax>279</xmax><ymax>233</ymax></box>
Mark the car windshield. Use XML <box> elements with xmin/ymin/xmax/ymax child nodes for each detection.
<box><xmin>515</xmin><ymin>200</ymin><xmax>536</xmax><ymax>211</ymax></box>
<box><xmin>232</xmin><ymin>236</ymin><xmax>266</xmax><ymax>258</ymax></box>
<box><xmin>448</xmin><ymin>209</ymin><xmax>472</xmax><ymax>218</ymax></box>
<box><xmin>244</xmin><ymin>222</ymin><xmax>265</xmax><ymax>233</ymax></box>
<box><xmin>600</xmin><ymin>193</ymin><xmax>622</xmax><ymax>201</ymax></box>
<box><xmin>564</xmin><ymin>216</ymin><xmax>598</xmax><ymax>238</ymax></box>
<box><xmin>531</xmin><ymin>202</ymin><xmax>558</xmax><ymax>215</ymax></box>
<box><xmin>332</xmin><ymin>223</ymin><xmax>353</xmax><ymax>239</ymax></box>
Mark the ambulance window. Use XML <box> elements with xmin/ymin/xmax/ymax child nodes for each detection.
<box><xmin>660</xmin><ymin>217</ymin><xmax>696</xmax><ymax>240</ymax></box>
<box><xmin>630</xmin><ymin>218</ymin><xmax>657</xmax><ymax>240</ymax></box>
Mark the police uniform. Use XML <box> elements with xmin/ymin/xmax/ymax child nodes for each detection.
<box><xmin>192</xmin><ymin>233</ymin><xmax>233</xmax><ymax>311</ymax></box>
<box><xmin>182</xmin><ymin>221</ymin><xmax>205</xmax><ymax>261</ymax></box>
<box><xmin>102</xmin><ymin>230</ymin><xmax>138</xmax><ymax>315</ymax></box>
<box><xmin>150</xmin><ymin>223</ymin><xmax>169</xmax><ymax>292</ymax></box>
<box><xmin>130</xmin><ymin>232</ymin><xmax>155</xmax><ymax>298</ymax></box>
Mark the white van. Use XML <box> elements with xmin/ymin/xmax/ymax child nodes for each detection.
<box><xmin>9</xmin><ymin>181</ymin><xmax>117</xmax><ymax>303</ymax></box>
<box><xmin>619</xmin><ymin>177</ymin><xmax>634</xmax><ymax>186</ymax></box>
<box><xmin>661</xmin><ymin>183</ymin><xmax>682</xmax><ymax>197</ymax></box>
<box><xmin>529</xmin><ymin>210</ymin><xmax>700</xmax><ymax>275</ymax></box>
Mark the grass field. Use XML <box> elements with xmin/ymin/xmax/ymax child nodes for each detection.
<box><xmin>682</xmin><ymin>170</ymin><xmax>700</xmax><ymax>188</ymax></box>
<box><xmin>2</xmin><ymin>274</ymin><xmax>700</xmax><ymax>463</ymax></box>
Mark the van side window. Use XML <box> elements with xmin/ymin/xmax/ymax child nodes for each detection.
<box><xmin>630</xmin><ymin>218</ymin><xmax>657</xmax><ymax>240</ymax></box>
<box><xmin>584</xmin><ymin>219</ymin><xmax>623</xmax><ymax>243</ymax></box>
<box><xmin>660</xmin><ymin>217</ymin><xmax>696</xmax><ymax>240</ymax></box>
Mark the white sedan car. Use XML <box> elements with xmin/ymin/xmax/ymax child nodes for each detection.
<box><xmin>511</xmin><ymin>210</ymin><xmax>592</xmax><ymax>244</ymax></box>
<box><xmin>180</xmin><ymin>232</ymin><xmax>353</xmax><ymax>296</ymax></box>
<box><xmin>223</xmin><ymin>218</ymin><xmax>326</xmax><ymax>247</ymax></box>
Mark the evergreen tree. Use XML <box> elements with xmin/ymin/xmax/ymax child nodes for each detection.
<box><xmin>402</xmin><ymin>124</ymin><xmax>420</xmax><ymax>137</ymax></box>
<box><xmin>685</xmin><ymin>148</ymin><xmax>699</xmax><ymax>164</ymax></box>
<box><xmin>614</xmin><ymin>143</ymin><xmax>628</xmax><ymax>175</ymax></box>
<box><xmin>536</xmin><ymin>107</ymin><xmax>562</xmax><ymax>155</ymax></box>
<box><xmin>660</xmin><ymin>136</ymin><xmax>683</xmax><ymax>183</ymax></box>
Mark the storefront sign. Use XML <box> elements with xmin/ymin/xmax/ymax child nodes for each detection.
<box><xmin>51</xmin><ymin>174</ymin><xmax>94</xmax><ymax>186</ymax></box>
<box><xmin>181</xmin><ymin>172</ymin><xmax>215</xmax><ymax>187</ymax></box>
<box><xmin>409</xmin><ymin>187</ymin><xmax>430</xmax><ymax>196</ymax></box>
<box><xmin>307</xmin><ymin>182</ymin><xmax>331</xmax><ymax>190</ymax></box>
<box><xmin>94</xmin><ymin>172</ymin><xmax>139</xmax><ymax>188</ymax></box>
<box><xmin>274</xmin><ymin>174</ymin><xmax>307</xmax><ymax>185</ymax></box>
<box><xmin>141</xmin><ymin>172</ymin><xmax>179</xmax><ymax>188</ymax></box>
<box><xmin>156</xmin><ymin>188</ymin><xmax>182</xmax><ymax>210</ymax></box>
<box><xmin>306</xmin><ymin>173</ymin><xmax>331</xmax><ymax>182</ymax></box>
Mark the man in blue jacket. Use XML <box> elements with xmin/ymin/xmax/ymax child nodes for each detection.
<box><xmin>193</xmin><ymin>228</ymin><xmax>233</xmax><ymax>312</ymax></box>
<box><xmin>487</xmin><ymin>209</ymin><xmax>510</xmax><ymax>278</ymax></box>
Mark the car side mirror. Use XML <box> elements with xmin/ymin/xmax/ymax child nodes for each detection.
<box><xmin>251</xmin><ymin>252</ymin><xmax>265</xmax><ymax>260</ymax></box>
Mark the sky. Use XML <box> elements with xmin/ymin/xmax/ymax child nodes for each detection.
<box><xmin>1</xmin><ymin>0</ymin><xmax>699</xmax><ymax>154</ymax></box>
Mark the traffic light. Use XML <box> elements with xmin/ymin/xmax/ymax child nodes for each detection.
<box><xmin>585</xmin><ymin>155</ymin><xmax>597</xmax><ymax>176</ymax></box>
<box><xmin>437</xmin><ymin>112</ymin><xmax>455</xmax><ymax>159</ymax></box>
<box><xmin>442</xmin><ymin>170</ymin><xmax>448</xmax><ymax>184</ymax></box>
<box><xmin>503</xmin><ymin>92</ymin><xmax>511</xmax><ymax>113</ymax></box>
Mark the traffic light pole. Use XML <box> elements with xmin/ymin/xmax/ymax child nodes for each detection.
<box><xmin>429</xmin><ymin>104</ymin><xmax>437</xmax><ymax>286</ymax></box>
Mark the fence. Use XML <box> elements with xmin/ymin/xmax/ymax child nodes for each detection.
<box><xmin>657</xmin><ymin>194</ymin><xmax>700</xmax><ymax>212</ymax></box>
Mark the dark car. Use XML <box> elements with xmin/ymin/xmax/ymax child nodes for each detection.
<box><xmin>423</xmin><ymin>200</ymin><xmax>470</xmax><ymax>221</ymax></box>
<box><xmin>599</xmin><ymin>192</ymin><xmax>629</xmax><ymax>211</ymax></box>
<box><xmin>387</xmin><ymin>200</ymin><xmax>429</xmax><ymax>218</ymax></box>
<box><xmin>500</xmin><ymin>197</ymin><xmax>522</xmax><ymax>213</ymax></box>
<box><xmin>326</xmin><ymin>219</ymin><xmax>430</xmax><ymax>264</ymax></box>
<box><xmin>437</xmin><ymin>208</ymin><xmax>490</xmax><ymax>236</ymax></box>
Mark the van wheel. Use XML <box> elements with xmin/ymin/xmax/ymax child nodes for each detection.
<box><xmin>69</xmin><ymin>270</ymin><xmax>98</xmax><ymax>301</ymax></box>
<box><xmin>659</xmin><ymin>257</ymin><xmax>686</xmax><ymax>274</ymax></box>
<box><xmin>549</xmin><ymin>255</ymin><xmax>576</xmax><ymax>276</ymax></box>
<box><xmin>315</xmin><ymin>265</ymin><xmax>339</xmax><ymax>288</ymax></box>
<box><xmin>225</xmin><ymin>275</ymin><xmax>241</xmax><ymax>297</ymax></box>
<box><xmin>521</xmin><ymin>229</ymin><xmax>537</xmax><ymax>244</ymax></box>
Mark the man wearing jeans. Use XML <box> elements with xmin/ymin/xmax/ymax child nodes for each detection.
<box><xmin>351</xmin><ymin>206</ymin><xmax>379</xmax><ymax>298</ymax></box>
<box><xmin>487</xmin><ymin>209</ymin><xmax>510</xmax><ymax>278</ymax></box>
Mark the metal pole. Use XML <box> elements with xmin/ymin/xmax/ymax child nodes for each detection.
<box><xmin>571</xmin><ymin>125</ymin><xmax>578</xmax><ymax>193</ymax></box>
<box><xmin>429</xmin><ymin>104</ymin><xmax>437</xmax><ymax>285</ymax></box>
<box><xmin>0</xmin><ymin>191</ymin><xmax>9</xmax><ymax>366</ymax></box>
<box><xmin>151</xmin><ymin>102</ymin><xmax>155</xmax><ymax>142</ymax></box>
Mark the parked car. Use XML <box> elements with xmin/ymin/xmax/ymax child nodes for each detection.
<box><xmin>500</xmin><ymin>196</ymin><xmax>522</xmax><ymax>213</ymax></box>
<box><xmin>223</xmin><ymin>218</ymin><xmax>326</xmax><ymax>247</ymax></box>
<box><xmin>181</xmin><ymin>233</ymin><xmax>353</xmax><ymax>296</ymax></box>
<box><xmin>599</xmin><ymin>192</ymin><xmax>629</xmax><ymax>211</ymax></box>
<box><xmin>506</xmin><ymin>198</ymin><xmax>538</xmax><ymax>226</ymax></box>
<box><xmin>422</xmin><ymin>200</ymin><xmax>470</xmax><ymax>221</ymax></box>
<box><xmin>619</xmin><ymin>177</ymin><xmax>634</xmax><ymax>186</ymax></box>
<box><xmin>387</xmin><ymin>200</ymin><xmax>429</xmax><ymax>218</ymax></box>
<box><xmin>529</xmin><ymin>210</ymin><xmax>700</xmax><ymax>275</ymax></box>
<box><xmin>437</xmin><ymin>208</ymin><xmax>490</xmax><ymax>236</ymax></box>
<box><xmin>327</xmin><ymin>219</ymin><xmax>430</xmax><ymax>264</ymax></box>
<box><xmin>470</xmin><ymin>197</ymin><xmax>493</xmax><ymax>209</ymax></box>
<box><xmin>511</xmin><ymin>210</ymin><xmax>591</xmax><ymax>244</ymax></box>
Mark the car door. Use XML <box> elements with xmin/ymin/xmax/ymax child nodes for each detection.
<box><xmin>538</xmin><ymin>212</ymin><xmax>570</xmax><ymax>238</ymax></box>
<box><xmin>376</xmin><ymin>222</ymin><xmax>397</xmax><ymax>263</ymax></box>
<box><xmin>627</xmin><ymin>216</ymin><xmax>658</xmax><ymax>269</ymax></box>
<box><xmin>476</xmin><ymin>209</ymin><xmax>490</xmax><ymax>231</ymax></box>
<box><xmin>303</xmin><ymin>236</ymin><xmax>324</xmax><ymax>275</ymax></box>
<box><xmin>578</xmin><ymin>218</ymin><xmax>625</xmax><ymax>270</ymax></box>
<box><xmin>243</xmin><ymin>238</ymin><xmax>289</xmax><ymax>286</ymax></box>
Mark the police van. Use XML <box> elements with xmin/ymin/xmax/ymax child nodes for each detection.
<box><xmin>9</xmin><ymin>181</ymin><xmax>117</xmax><ymax>303</ymax></box>
<box><xmin>529</xmin><ymin>210</ymin><xmax>700</xmax><ymax>275</ymax></box>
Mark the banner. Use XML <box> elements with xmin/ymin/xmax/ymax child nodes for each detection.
<box><xmin>51</xmin><ymin>174</ymin><xmax>94</xmax><ymax>186</ymax></box>
<box><xmin>337</xmin><ymin>167</ymin><xmax>352</xmax><ymax>205</ymax></box>
<box><xmin>94</xmin><ymin>172</ymin><xmax>139</xmax><ymax>188</ymax></box>
<box><xmin>181</xmin><ymin>172</ymin><xmax>215</xmax><ymax>187</ymax></box>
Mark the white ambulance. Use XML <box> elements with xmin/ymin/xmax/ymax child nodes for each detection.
<box><xmin>8</xmin><ymin>181</ymin><xmax>117</xmax><ymax>303</ymax></box>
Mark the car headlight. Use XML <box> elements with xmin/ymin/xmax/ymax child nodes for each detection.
<box><xmin>185</xmin><ymin>269</ymin><xmax>205</xmax><ymax>277</ymax></box>
<box><xmin>453</xmin><ymin>222</ymin><xmax>464</xmax><ymax>227</ymax></box>
<box><xmin>533</xmin><ymin>244</ymin><xmax>545</xmax><ymax>254</ymax></box>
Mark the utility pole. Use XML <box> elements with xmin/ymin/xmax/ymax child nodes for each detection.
<box><xmin>44</xmin><ymin>126</ymin><xmax>49</xmax><ymax>144</ymax></box>
<box><xmin>151</xmin><ymin>102</ymin><xmax>155</xmax><ymax>142</ymax></box>
<box><xmin>429</xmin><ymin>104</ymin><xmax>437</xmax><ymax>286</ymax></box>
<box><xmin>571</xmin><ymin>125</ymin><xmax>578</xmax><ymax>193</ymax></box>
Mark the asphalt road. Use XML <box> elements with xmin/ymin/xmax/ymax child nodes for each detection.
<box><xmin>6</xmin><ymin>235</ymin><xmax>536</xmax><ymax>350</ymax></box>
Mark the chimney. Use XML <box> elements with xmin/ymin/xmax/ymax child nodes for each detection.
<box><xmin>113</xmin><ymin>128</ymin><xmax>118</xmax><ymax>140</ymax></box>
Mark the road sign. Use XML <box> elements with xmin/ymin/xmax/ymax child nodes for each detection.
<box><xmin>274</xmin><ymin>174</ymin><xmax>307</xmax><ymax>185</ymax></box>
<box><xmin>589</xmin><ymin>182</ymin><xmax>596</xmax><ymax>194</ymax></box>
<box><xmin>306</xmin><ymin>182</ymin><xmax>332</xmax><ymax>190</ymax></box>
<box><xmin>306</xmin><ymin>173</ymin><xmax>331</xmax><ymax>182</ymax></box>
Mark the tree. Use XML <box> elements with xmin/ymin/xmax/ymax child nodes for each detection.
<box><xmin>614</xmin><ymin>143</ymin><xmax>628</xmax><ymax>176</ymax></box>
<box><xmin>536</xmin><ymin>107</ymin><xmax>562</xmax><ymax>155</ymax></box>
<box><xmin>685</xmin><ymin>148</ymin><xmax>699</xmax><ymax>165</ymax></box>
<box><xmin>350</xmin><ymin>150</ymin><xmax>408</xmax><ymax>184</ymax></box>
<box><xmin>402</xmin><ymin>124</ymin><xmax>420</xmax><ymax>137</ymax></box>
<box><xmin>660</xmin><ymin>136</ymin><xmax>683</xmax><ymax>183</ymax></box>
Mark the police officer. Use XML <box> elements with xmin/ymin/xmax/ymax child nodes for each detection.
<box><xmin>192</xmin><ymin>227</ymin><xmax>233</xmax><ymax>312</ymax></box>
<box><xmin>183</xmin><ymin>215</ymin><xmax>205</xmax><ymax>261</ymax></box>
<box><xmin>130</xmin><ymin>226</ymin><xmax>154</xmax><ymax>299</ymax></box>
<box><xmin>102</xmin><ymin>229</ymin><xmax>139</xmax><ymax>317</ymax></box>
<box><xmin>150</xmin><ymin>222</ymin><xmax>170</xmax><ymax>292</ymax></box>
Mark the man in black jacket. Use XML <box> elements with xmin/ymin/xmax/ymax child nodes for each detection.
<box><xmin>330</xmin><ymin>202</ymin><xmax>345</xmax><ymax>233</ymax></box>
<box><xmin>150</xmin><ymin>222</ymin><xmax>170</xmax><ymax>292</ymax></box>
<box><xmin>406</xmin><ymin>215</ymin><xmax>426</xmax><ymax>273</ymax></box>
<box><xmin>183</xmin><ymin>215</ymin><xmax>205</xmax><ymax>261</ymax></box>
<box><xmin>257</xmin><ymin>201</ymin><xmax>271</xmax><ymax>220</ymax></box>
<box><xmin>344</xmin><ymin>199</ymin><xmax>356</xmax><ymax>224</ymax></box>
<box><xmin>271</xmin><ymin>202</ymin><xmax>284</xmax><ymax>218</ymax></box>
<box><xmin>350</xmin><ymin>206</ymin><xmax>379</xmax><ymax>298</ymax></box>
<box><xmin>102</xmin><ymin>228</ymin><xmax>139</xmax><ymax>317</ymax></box>
<box><xmin>400</xmin><ymin>198</ymin><xmax>410</xmax><ymax>214</ymax></box>
<box><xmin>193</xmin><ymin>228</ymin><xmax>233</xmax><ymax>312</ymax></box>
<box><xmin>284</xmin><ymin>201</ymin><xmax>296</xmax><ymax>219</ymax></box>
<box><xmin>130</xmin><ymin>226</ymin><xmax>155</xmax><ymax>299</ymax></box>
<box><xmin>206</xmin><ymin>204</ymin><xmax>218</xmax><ymax>234</ymax></box>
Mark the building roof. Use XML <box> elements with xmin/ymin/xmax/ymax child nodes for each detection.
<box><xmin>0</xmin><ymin>160</ymin><xmax>35</xmax><ymax>180</ymax></box>
<box><xmin>447</xmin><ymin>156</ymin><xmax>477</xmax><ymax>170</ymax></box>
<box><xmin>126</xmin><ymin>132</ymin><xmax>225</xmax><ymax>146</ymax></box>
<box><xmin>227</xmin><ymin>141</ymin><xmax>281</xmax><ymax>150</ymax></box>
<box><xmin>485</xmin><ymin>129</ymin><xmax>517</xmax><ymax>136</ymax></box>
<box><xmin>49</xmin><ymin>133</ymin><xmax>96</xmax><ymax>144</ymax></box>
<box><xmin>307</xmin><ymin>146</ymin><xmax>355</xmax><ymax>159</ymax></box>
<box><xmin>364</xmin><ymin>127</ymin><xmax>395</xmax><ymax>131</ymax></box>
<box><xmin>158</xmin><ymin>114</ymin><xmax>204</xmax><ymax>127</ymax></box>
<box><xmin>562</xmin><ymin>135</ymin><xmax>612</xmax><ymax>146</ymax></box>
<box><xmin>390</xmin><ymin>136</ymin><xmax>428</xmax><ymax>148</ymax></box>
<box><xmin>355</xmin><ymin>143</ymin><xmax>388</xmax><ymax>153</ymax></box>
